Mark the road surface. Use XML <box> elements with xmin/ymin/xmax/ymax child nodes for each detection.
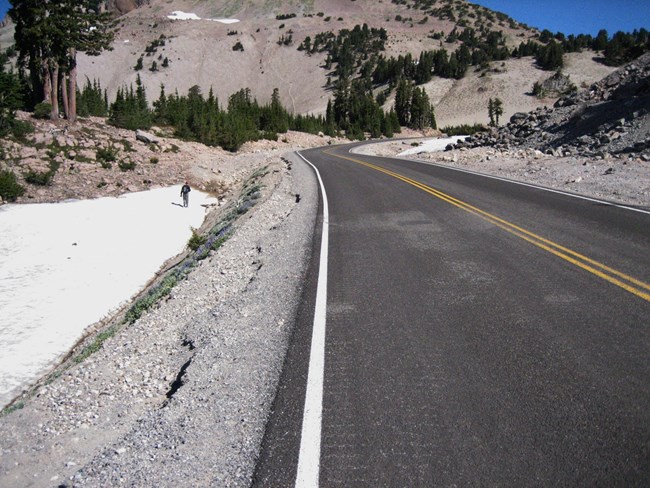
<box><xmin>254</xmin><ymin>143</ymin><xmax>650</xmax><ymax>487</ymax></box>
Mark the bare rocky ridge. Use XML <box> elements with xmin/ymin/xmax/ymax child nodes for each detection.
<box><xmin>451</xmin><ymin>52</ymin><xmax>650</xmax><ymax>163</ymax></box>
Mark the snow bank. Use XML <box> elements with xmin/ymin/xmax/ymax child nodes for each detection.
<box><xmin>0</xmin><ymin>186</ymin><xmax>216</xmax><ymax>408</ymax></box>
<box><xmin>168</xmin><ymin>11</ymin><xmax>240</xmax><ymax>24</ymax></box>
<box><xmin>398</xmin><ymin>136</ymin><xmax>468</xmax><ymax>156</ymax></box>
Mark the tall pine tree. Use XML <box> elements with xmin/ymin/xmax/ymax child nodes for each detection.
<box><xmin>9</xmin><ymin>0</ymin><xmax>114</xmax><ymax>122</ymax></box>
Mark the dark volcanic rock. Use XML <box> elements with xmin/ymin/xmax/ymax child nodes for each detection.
<box><xmin>452</xmin><ymin>52</ymin><xmax>650</xmax><ymax>161</ymax></box>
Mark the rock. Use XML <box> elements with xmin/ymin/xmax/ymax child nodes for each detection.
<box><xmin>510</xmin><ymin>112</ymin><xmax>528</xmax><ymax>124</ymax></box>
<box><xmin>136</xmin><ymin>130</ymin><xmax>160</xmax><ymax>144</ymax></box>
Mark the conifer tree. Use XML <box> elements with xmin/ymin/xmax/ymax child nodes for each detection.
<box><xmin>394</xmin><ymin>79</ymin><xmax>413</xmax><ymax>126</ymax></box>
<box><xmin>409</xmin><ymin>87</ymin><xmax>436</xmax><ymax>130</ymax></box>
<box><xmin>488</xmin><ymin>98</ymin><xmax>495</xmax><ymax>126</ymax></box>
<box><xmin>0</xmin><ymin>64</ymin><xmax>23</xmax><ymax>136</ymax></box>
<box><xmin>489</xmin><ymin>97</ymin><xmax>504</xmax><ymax>126</ymax></box>
<box><xmin>9</xmin><ymin>0</ymin><xmax>114</xmax><ymax>122</ymax></box>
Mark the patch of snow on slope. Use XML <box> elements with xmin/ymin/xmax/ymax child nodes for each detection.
<box><xmin>398</xmin><ymin>136</ymin><xmax>469</xmax><ymax>156</ymax></box>
<box><xmin>167</xmin><ymin>11</ymin><xmax>240</xmax><ymax>24</ymax></box>
<box><xmin>0</xmin><ymin>186</ymin><xmax>216</xmax><ymax>408</ymax></box>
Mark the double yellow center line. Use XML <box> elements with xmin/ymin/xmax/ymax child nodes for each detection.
<box><xmin>327</xmin><ymin>150</ymin><xmax>650</xmax><ymax>303</ymax></box>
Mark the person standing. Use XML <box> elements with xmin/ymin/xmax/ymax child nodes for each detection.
<box><xmin>180</xmin><ymin>181</ymin><xmax>191</xmax><ymax>207</ymax></box>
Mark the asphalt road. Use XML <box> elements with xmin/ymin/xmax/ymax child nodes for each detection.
<box><xmin>253</xmin><ymin>143</ymin><xmax>650</xmax><ymax>487</ymax></box>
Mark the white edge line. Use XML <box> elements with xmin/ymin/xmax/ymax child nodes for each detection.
<box><xmin>294</xmin><ymin>150</ymin><xmax>329</xmax><ymax>488</ymax></box>
<box><xmin>350</xmin><ymin>145</ymin><xmax>650</xmax><ymax>216</ymax></box>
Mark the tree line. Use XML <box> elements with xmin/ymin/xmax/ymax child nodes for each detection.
<box><xmin>106</xmin><ymin>78</ymin><xmax>421</xmax><ymax>151</ymax></box>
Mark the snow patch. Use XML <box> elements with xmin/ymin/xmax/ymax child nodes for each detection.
<box><xmin>0</xmin><ymin>186</ymin><xmax>216</xmax><ymax>408</ymax></box>
<box><xmin>167</xmin><ymin>11</ymin><xmax>240</xmax><ymax>24</ymax></box>
<box><xmin>398</xmin><ymin>136</ymin><xmax>469</xmax><ymax>156</ymax></box>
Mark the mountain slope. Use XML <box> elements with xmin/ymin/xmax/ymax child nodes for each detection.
<box><xmin>1</xmin><ymin>0</ymin><xmax>620</xmax><ymax>126</ymax></box>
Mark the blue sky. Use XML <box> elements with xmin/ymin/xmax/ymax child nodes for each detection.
<box><xmin>0</xmin><ymin>0</ymin><xmax>648</xmax><ymax>37</ymax></box>
<box><xmin>0</xmin><ymin>0</ymin><xmax>8</xmax><ymax>21</ymax></box>
<box><xmin>471</xmin><ymin>0</ymin><xmax>649</xmax><ymax>36</ymax></box>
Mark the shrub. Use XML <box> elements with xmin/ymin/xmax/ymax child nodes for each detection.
<box><xmin>33</xmin><ymin>102</ymin><xmax>52</xmax><ymax>120</ymax></box>
<box><xmin>73</xmin><ymin>326</ymin><xmax>117</xmax><ymax>363</ymax></box>
<box><xmin>149</xmin><ymin>156</ymin><xmax>159</xmax><ymax>164</ymax></box>
<box><xmin>11</xmin><ymin>119</ymin><xmax>34</xmax><ymax>139</ymax></box>
<box><xmin>24</xmin><ymin>161</ymin><xmax>60</xmax><ymax>186</ymax></box>
<box><xmin>96</xmin><ymin>145</ymin><xmax>118</xmax><ymax>163</ymax></box>
<box><xmin>118</xmin><ymin>160</ymin><xmax>136</xmax><ymax>171</ymax></box>
<box><xmin>187</xmin><ymin>228</ymin><xmax>207</xmax><ymax>251</ymax></box>
<box><xmin>442</xmin><ymin>123</ymin><xmax>487</xmax><ymax>136</ymax></box>
<box><xmin>122</xmin><ymin>139</ymin><xmax>135</xmax><ymax>152</ymax></box>
<box><xmin>0</xmin><ymin>170</ymin><xmax>25</xmax><ymax>201</ymax></box>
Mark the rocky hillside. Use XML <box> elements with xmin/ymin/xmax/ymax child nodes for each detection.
<box><xmin>453</xmin><ymin>52</ymin><xmax>650</xmax><ymax>161</ymax></box>
<box><xmin>0</xmin><ymin>0</ymin><xmax>618</xmax><ymax>127</ymax></box>
<box><xmin>1</xmin><ymin>0</ymin><xmax>635</xmax><ymax>131</ymax></box>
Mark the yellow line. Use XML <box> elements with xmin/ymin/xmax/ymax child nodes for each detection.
<box><xmin>325</xmin><ymin>149</ymin><xmax>650</xmax><ymax>302</ymax></box>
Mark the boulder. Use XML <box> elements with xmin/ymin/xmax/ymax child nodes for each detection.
<box><xmin>136</xmin><ymin>130</ymin><xmax>159</xmax><ymax>144</ymax></box>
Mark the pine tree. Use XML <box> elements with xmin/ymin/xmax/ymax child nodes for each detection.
<box><xmin>9</xmin><ymin>0</ymin><xmax>114</xmax><ymax>122</ymax></box>
<box><xmin>409</xmin><ymin>87</ymin><xmax>436</xmax><ymax>130</ymax></box>
<box><xmin>536</xmin><ymin>41</ymin><xmax>564</xmax><ymax>70</ymax></box>
<box><xmin>488</xmin><ymin>98</ymin><xmax>495</xmax><ymax>126</ymax></box>
<box><xmin>0</xmin><ymin>64</ymin><xmax>23</xmax><ymax>136</ymax></box>
<box><xmin>394</xmin><ymin>79</ymin><xmax>413</xmax><ymax>126</ymax></box>
<box><xmin>153</xmin><ymin>84</ymin><xmax>168</xmax><ymax>124</ymax></box>
<box><xmin>109</xmin><ymin>75</ymin><xmax>151</xmax><ymax>130</ymax></box>
<box><xmin>492</xmin><ymin>97</ymin><xmax>504</xmax><ymax>126</ymax></box>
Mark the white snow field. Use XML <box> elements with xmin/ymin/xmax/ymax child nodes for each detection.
<box><xmin>398</xmin><ymin>136</ymin><xmax>469</xmax><ymax>156</ymax></box>
<box><xmin>167</xmin><ymin>11</ymin><xmax>240</xmax><ymax>24</ymax></box>
<box><xmin>0</xmin><ymin>186</ymin><xmax>216</xmax><ymax>408</ymax></box>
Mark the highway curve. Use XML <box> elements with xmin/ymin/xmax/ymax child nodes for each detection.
<box><xmin>253</xmin><ymin>143</ymin><xmax>650</xmax><ymax>487</ymax></box>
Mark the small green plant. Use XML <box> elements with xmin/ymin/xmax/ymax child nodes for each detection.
<box><xmin>72</xmin><ymin>153</ymin><xmax>93</xmax><ymax>164</ymax></box>
<box><xmin>121</xmin><ymin>139</ymin><xmax>135</xmax><ymax>152</ymax></box>
<box><xmin>1</xmin><ymin>400</ymin><xmax>25</xmax><ymax>417</ymax></box>
<box><xmin>149</xmin><ymin>156</ymin><xmax>159</xmax><ymax>164</ymax></box>
<box><xmin>73</xmin><ymin>326</ymin><xmax>117</xmax><ymax>363</ymax></box>
<box><xmin>187</xmin><ymin>228</ymin><xmax>207</xmax><ymax>251</ymax></box>
<box><xmin>46</xmin><ymin>147</ymin><xmax>60</xmax><ymax>159</ymax></box>
<box><xmin>11</xmin><ymin>119</ymin><xmax>34</xmax><ymax>140</ymax></box>
<box><xmin>0</xmin><ymin>170</ymin><xmax>25</xmax><ymax>201</ymax></box>
<box><xmin>96</xmin><ymin>145</ymin><xmax>118</xmax><ymax>163</ymax></box>
<box><xmin>23</xmin><ymin>161</ymin><xmax>60</xmax><ymax>186</ymax></box>
<box><xmin>118</xmin><ymin>160</ymin><xmax>136</xmax><ymax>171</ymax></box>
<box><xmin>100</xmin><ymin>161</ymin><xmax>112</xmax><ymax>169</ymax></box>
